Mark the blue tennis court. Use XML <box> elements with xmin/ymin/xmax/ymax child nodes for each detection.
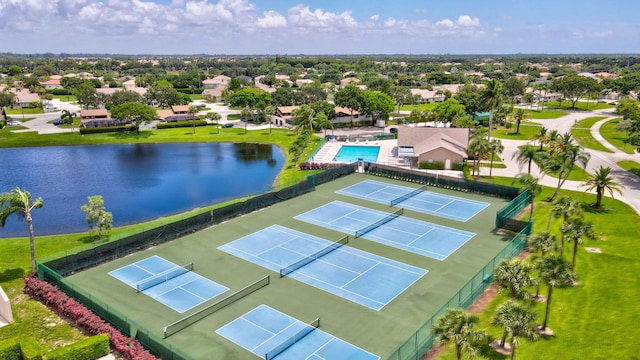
<box><xmin>336</xmin><ymin>179</ymin><xmax>489</xmax><ymax>222</ymax></box>
<box><xmin>108</xmin><ymin>256</ymin><xmax>229</xmax><ymax>313</ymax></box>
<box><xmin>294</xmin><ymin>201</ymin><xmax>476</xmax><ymax>260</ymax></box>
<box><xmin>218</xmin><ymin>225</ymin><xmax>426</xmax><ymax>311</ymax></box>
<box><xmin>216</xmin><ymin>304</ymin><xmax>380</xmax><ymax>360</ymax></box>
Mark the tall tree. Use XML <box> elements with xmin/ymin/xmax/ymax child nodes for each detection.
<box><xmin>562</xmin><ymin>218</ymin><xmax>597</xmax><ymax>270</ymax></box>
<box><xmin>551</xmin><ymin>74</ymin><xmax>602</xmax><ymax>109</ymax></box>
<box><xmin>75</xmin><ymin>81</ymin><xmax>99</xmax><ymax>109</ymax></box>
<box><xmin>432</xmin><ymin>308</ymin><xmax>486</xmax><ymax>360</ymax></box>
<box><xmin>488</xmin><ymin>138</ymin><xmax>504</xmax><ymax>177</ymax></box>
<box><xmin>543</xmin><ymin>136</ymin><xmax>590</xmax><ymax>201</ymax></box>
<box><xmin>481</xmin><ymin>80</ymin><xmax>503</xmax><ymax>139</ymax></box>
<box><xmin>334</xmin><ymin>84</ymin><xmax>365</xmax><ymax>127</ymax></box>
<box><xmin>532</xmin><ymin>126</ymin><xmax>548</xmax><ymax>151</ymax></box>
<box><xmin>292</xmin><ymin>104</ymin><xmax>317</xmax><ymax>133</ymax></box>
<box><xmin>502</xmin><ymin>77</ymin><xmax>527</xmax><ymax>105</ymax></box>
<box><xmin>60</xmin><ymin>109</ymin><xmax>76</xmax><ymax>132</ymax></box>
<box><xmin>110</xmin><ymin>102</ymin><xmax>157</xmax><ymax>135</ymax></box>
<box><xmin>514</xmin><ymin>173</ymin><xmax>541</xmax><ymax>222</ymax></box>
<box><xmin>433</xmin><ymin>98</ymin><xmax>467</xmax><ymax>128</ymax></box>
<box><xmin>0</xmin><ymin>188</ymin><xmax>44</xmax><ymax>272</ymax></box>
<box><xmin>527</xmin><ymin>231</ymin><xmax>558</xmax><ymax>297</ymax></box>
<box><xmin>537</xmin><ymin>254</ymin><xmax>576</xmax><ymax>331</ymax></box>
<box><xmin>315</xmin><ymin>112</ymin><xmax>333</xmax><ymax>138</ymax></box>
<box><xmin>229</xmin><ymin>88</ymin><xmax>272</xmax><ymax>123</ymax></box>
<box><xmin>512</xmin><ymin>145</ymin><xmax>540</xmax><ymax>174</ymax></box>
<box><xmin>492</xmin><ymin>300</ymin><xmax>538</xmax><ymax>359</ymax></box>
<box><xmin>580</xmin><ymin>166</ymin><xmax>625</xmax><ymax>208</ymax></box>
<box><xmin>80</xmin><ymin>195</ymin><xmax>113</xmax><ymax>241</ymax></box>
<box><xmin>512</xmin><ymin>108</ymin><xmax>527</xmax><ymax>135</ymax></box>
<box><xmin>205</xmin><ymin>112</ymin><xmax>221</xmax><ymax>133</ymax></box>
<box><xmin>493</xmin><ymin>258</ymin><xmax>537</xmax><ymax>299</ymax></box>
<box><xmin>188</xmin><ymin>105</ymin><xmax>200</xmax><ymax>134</ymax></box>
<box><xmin>392</xmin><ymin>87</ymin><xmax>413</xmax><ymax>114</ymax></box>
<box><xmin>362</xmin><ymin>91</ymin><xmax>395</xmax><ymax>127</ymax></box>
<box><xmin>548</xmin><ymin>196</ymin><xmax>583</xmax><ymax>253</ymax></box>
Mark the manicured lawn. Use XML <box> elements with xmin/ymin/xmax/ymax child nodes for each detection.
<box><xmin>492</xmin><ymin>122</ymin><xmax>542</xmax><ymax>140</ymax></box>
<box><xmin>544</xmin><ymin>164</ymin><xmax>590</xmax><ymax>182</ymax></box>
<box><xmin>5</xmin><ymin>108</ymin><xmax>44</xmax><ymax>115</ymax></box>
<box><xmin>544</xmin><ymin>100</ymin><xmax>614</xmax><ymax>111</ymax></box>
<box><xmin>399</xmin><ymin>103</ymin><xmax>438</xmax><ymax>112</ymax></box>
<box><xmin>570</xmin><ymin>116</ymin><xmax>612</xmax><ymax>153</ymax></box>
<box><xmin>436</xmin><ymin>182</ymin><xmax>640</xmax><ymax>360</ymax></box>
<box><xmin>617</xmin><ymin>160</ymin><xmax>640</xmax><ymax>178</ymax></box>
<box><xmin>524</xmin><ymin>109</ymin><xmax>567</xmax><ymax>119</ymax></box>
<box><xmin>600</xmin><ymin>118</ymin><xmax>635</xmax><ymax>154</ymax></box>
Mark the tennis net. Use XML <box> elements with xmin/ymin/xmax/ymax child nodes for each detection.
<box><xmin>279</xmin><ymin>236</ymin><xmax>349</xmax><ymax>278</ymax></box>
<box><xmin>355</xmin><ymin>208</ymin><xmax>404</xmax><ymax>238</ymax></box>
<box><xmin>264</xmin><ymin>318</ymin><xmax>320</xmax><ymax>360</ymax></box>
<box><xmin>390</xmin><ymin>184</ymin><xmax>428</xmax><ymax>206</ymax></box>
<box><xmin>135</xmin><ymin>263</ymin><xmax>194</xmax><ymax>292</ymax></box>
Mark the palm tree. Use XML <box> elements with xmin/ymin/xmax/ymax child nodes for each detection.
<box><xmin>0</xmin><ymin>187</ymin><xmax>44</xmax><ymax>272</ymax></box>
<box><xmin>512</xmin><ymin>144</ymin><xmax>539</xmax><ymax>174</ymax></box>
<box><xmin>488</xmin><ymin>138</ymin><xmax>504</xmax><ymax>177</ymax></box>
<box><xmin>527</xmin><ymin>231</ymin><xmax>557</xmax><ymax>297</ymax></box>
<box><xmin>482</xmin><ymin>80</ymin><xmax>503</xmax><ymax>140</ymax></box>
<box><xmin>512</xmin><ymin>108</ymin><xmax>527</xmax><ymax>135</ymax></box>
<box><xmin>562</xmin><ymin>218</ymin><xmax>597</xmax><ymax>270</ymax></box>
<box><xmin>513</xmin><ymin>173</ymin><xmax>540</xmax><ymax>222</ymax></box>
<box><xmin>580</xmin><ymin>166</ymin><xmax>625</xmax><ymax>208</ymax></box>
<box><xmin>493</xmin><ymin>258</ymin><xmax>537</xmax><ymax>300</ymax></box>
<box><xmin>547</xmin><ymin>196</ymin><xmax>583</xmax><ymax>253</ymax></box>
<box><xmin>544</xmin><ymin>140</ymin><xmax>590</xmax><ymax>202</ymax></box>
<box><xmin>492</xmin><ymin>300</ymin><xmax>538</xmax><ymax>359</ymax></box>
<box><xmin>315</xmin><ymin>112</ymin><xmax>333</xmax><ymax>138</ymax></box>
<box><xmin>264</xmin><ymin>105</ymin><xmax>276</xmax><ymax>134</ymax></box>
<box><xmin>532</xmin><ymin>126</ymin><xmax>548</xmax><ymax>151</ymax></box>
<box><xmin>60</xmin><ymin>109</ymin><xmax>76</xmax><ymax>132</ymax></box>
<box><xmin>537</xmin><ymin>254</ymin><xmax>576</xmax><ymax>331</ymax></box>
<box><xmin>292</xmin><ymin>105</ymin><xmax>317</xmax><ymax>134</ymax></box>
<box><xmin>188</xmin><ymin>105</ymin><xmax>200</xmax><ymax>134</ymax></box>
<box><xmin>205</xmin><ymin>112</ymin><xmax>221</xmax><ymax>133</ymax></box>
<box><xmin>433</xmin><ymin>308</ymin><xmax>486</xmax><ymax>360</ymax></box>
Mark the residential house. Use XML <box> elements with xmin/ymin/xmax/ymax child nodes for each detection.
<box><xmin>80</xmin><ymin>109</ymin><xmax>118</xmax><ymax>128</ymax></box>
<box><xmin>202</xmin><ymin>75</ymin><xmax>232</xmax><ymax>102</ymax></box>
<box><xmin>157</xmin><ymin>105</ymin><xmax>198</xmax><ymax>122</ymax></box>
<box><xmin>40</xmin><ymin>79</ymin><xmax>63</xmax><ymax>90</ymax></box>
<box><xmin>272</xmin><ymin>106</ymin><xmax>299</xmax><ymax>126</ymax></box>
<box><xmin>410</xmin><ymin>89</ymin><xmax>446</xmax><ymax>103</ymax></box>
<box><xmin>396</xmin><ymin>127</ymin><xmax>470</xmax><ymax>169</ymax></box>
<box><xmin>13</xmin><ymin>89</ymin><xmax>40</xmax><ymax>108</ymax></box>
<box><xmin>339</xmin><ymin>78</ymin><xmax>361</xmax><ymax>86</ymax></box>
<box><xmin>334</xmin><ymin>106</ymin><xmax>371</xmax><ymax>124</ymax></box>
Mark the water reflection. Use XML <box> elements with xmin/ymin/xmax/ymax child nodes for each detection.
<box><xmin>0</xmin><ymin>143</ymin><xmax>284</xmax><ymax>237</ymax></box>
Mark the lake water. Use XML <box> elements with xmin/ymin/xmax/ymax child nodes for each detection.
<box><xmin>0</xmin><ymin>143</ymin><xmax>284</xmax><ymax>237</ymax></box>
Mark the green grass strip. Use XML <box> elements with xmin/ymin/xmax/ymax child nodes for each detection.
<box><xmin>617</xmin><ymin>160</ymin><xmax>640</xmax><ymax>178</ymax></box>
<box><xmin>570</xmin><ymin>116</ymin><xmax>611</xmax><ymax>153</ymax></box>
<box><xmin>600</xmin><ymin>118</ymin><xmax>635</xmax><ymax>154</ymax></box>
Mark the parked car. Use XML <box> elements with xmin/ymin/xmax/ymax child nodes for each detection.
<box><xmin>7</xmin><ymin>120</ymin><xmax>22</xmax><ymax>126</ymax></box>
<box><xmin>52</xmin><ymin>118</ymin><xmax>62</xmax><ymax>125</ymax></box>
<box><xmin>222</xmin><ymin>123</ymin><xmax>234</xmax><ymax>128</ymax></box>
<box><xmin>197</xmin><ymin>103</ymin><xmax>206</xmax><ymax>107</ymax></box>
<box><xmin>389</xmin><ymin>127</ymin><xmax>398</xmax><ymax>134</ymax></box>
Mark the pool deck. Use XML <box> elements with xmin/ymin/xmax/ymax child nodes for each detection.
<box><xmin>313</xmin><ymin>139</ymin><xmax>399</xmax><ymax>165</ymax></box>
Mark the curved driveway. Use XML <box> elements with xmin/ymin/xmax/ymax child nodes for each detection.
<box><xmin>480</xmin><ymin>107</ymin><xmax>640</xmax><ymax>214</ymax></box>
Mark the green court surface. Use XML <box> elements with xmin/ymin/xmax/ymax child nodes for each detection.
<box><xmin>66</xmin><ymin>173</ymin><xmax>513</xmax><ymax>359</ymax></box>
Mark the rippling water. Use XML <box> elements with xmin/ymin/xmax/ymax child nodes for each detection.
<box><xmin>0</xmin><ymin>143</ymin><xmax>284</xmax><ymax>236</ymax></box>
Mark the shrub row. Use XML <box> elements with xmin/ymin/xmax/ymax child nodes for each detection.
<box><xmin>23</xmin><ymin>273</ymin><xmax>158</xmax><ymax>360</ymax></box>
<box><xmin>418</xmin><ymin>161</ymin><xmax>445</xmax><ymax>170</ymax></box>
<box><xmin>79</xmin><ymin>125</ymin><xmax>136</xmax><ymax>134</ymax></box>
<box><xmin>156</xmin><ymin>120</ymin><xmax>208</xmax><ymax>129</ymax></box>
<box><xmin>0</xmin><ymin>337</ymin><xmax>41</xmax><ymax>360</ymax></box>
<box><xmin>298</xmin><ymin>162</ymin><xmax>339</xmax><ymax>170</ymax></box>
<box><xmin>47</xmin><ymin>89</ymin><xmax>74</xmax><ymax>96</ymax></box>
<box><xmin>46</xmin><ymin>334</ymin><xmax>110</xmax><ymax>360</ymax></box>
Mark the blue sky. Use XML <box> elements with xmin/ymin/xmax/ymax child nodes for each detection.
<box><xmin>0</xmin><ymin>0</ymin><xmax>638</xmax><ymax>55</ymax></box>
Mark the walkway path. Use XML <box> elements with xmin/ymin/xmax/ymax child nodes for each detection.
<box><xmin>478</xmin><ymin>107</ymin><xmax>640</xmax><ymax>214</ymax></box>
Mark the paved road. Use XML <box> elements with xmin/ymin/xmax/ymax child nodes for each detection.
<box><xmin>479</xmin><ymin>107</ymin><xmax>640</xmax><ymax>214</ymax></box>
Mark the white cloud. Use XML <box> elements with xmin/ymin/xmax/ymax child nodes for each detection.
<box><xmin>256</xmin><ymin>10</ymin><xmax>287</xmax><ymax>28</ymax></box>
<box><xmin>436</xmin><ymin>19</ymin><xmax>454</xmax><ymax>28</ymax></box>
<box><xmin>384</xmin><ymin>17</ymin><xmax>397</xmax><ymax>27</ymax></box>
<box><xmin>370</xmin><ymin>14</ymin><xmax>379</xmax><ymax>22</ymax></box>
<box><xmin>573</xmin><ymin>30</ymin><xmax>613</xmax><ymax>39</ymax></box>
<box><xmin>456</xmin><ymin>15</ymin><xmax>480</xmax><ymax>27</ymax></box>
<box><xmin>287</xmin><ymin>4</ymin><xmax>357</xmax><ymax>31</ymax></box>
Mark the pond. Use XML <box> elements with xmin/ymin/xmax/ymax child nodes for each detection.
<box><xmin>0</xmin><ymin>143</ymin><xmax>284</xmax><ymax>237</ymax></box>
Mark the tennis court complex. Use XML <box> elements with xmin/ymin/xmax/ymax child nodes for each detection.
<box><xmin>216</xmin><ymin>304</ymin><xmax>379</xmax><ymax>360</ymax></box>
<box><xmin>295</xmin><ymin>201</ymin><xmax>475</xmax><ymax>260</ymax></box>
<box><xmin>108</xmin><ymin>256</ymin><xmax>229</xmax><ymax>313</ymax></box>
<box><xmin>337</xmin><ymin>179</ymin><xmax>489</xmax><ymax>222</ymax></box>
<box><xmin>218</xmin><ymin>225</ymin><xmax>427</xmax><ymax>310</ymax></box>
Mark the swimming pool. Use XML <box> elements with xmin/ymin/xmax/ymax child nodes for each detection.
<box><xmin>334</xmin><ymin>145</ymin><xmax>380</xmax><ymax>163</ymax></box>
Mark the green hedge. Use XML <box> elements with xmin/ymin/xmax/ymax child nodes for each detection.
<box><xmin>79</xmin><ymin>125</ymin><xmax>136</xmax><ymax>134</ymax></box>
<box><xmin>0</xmin><ymin>339</ymin><xmax>21</xmax><ymax>360</ymax></box>
<box><xmin>47</xmin><ymin>89</ymin><xmax>74</xmax><ymax>96</ymax></box>
<box><xmin>19</xmin><ymin>338</ymin><xmax>42</xmax><ymax>360</ymax></box>
<box><xmin>156</xmin><ymin>120</ymin><xmax>208</xmax><ymax>129</ymax></box>
<box><xmin>0</xmin><ymin>338</ymin><xmax>42</xmax><ymax>360</ymax></box>
<box><xmin>418</xmin><ymin>161</ymin><xmax>445</xmax><ymax>170</ymax></box>
<box><xmin>46</xmin><ymin>334</ymin><xmax>109</xmax><ymax>360</ymax></box>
